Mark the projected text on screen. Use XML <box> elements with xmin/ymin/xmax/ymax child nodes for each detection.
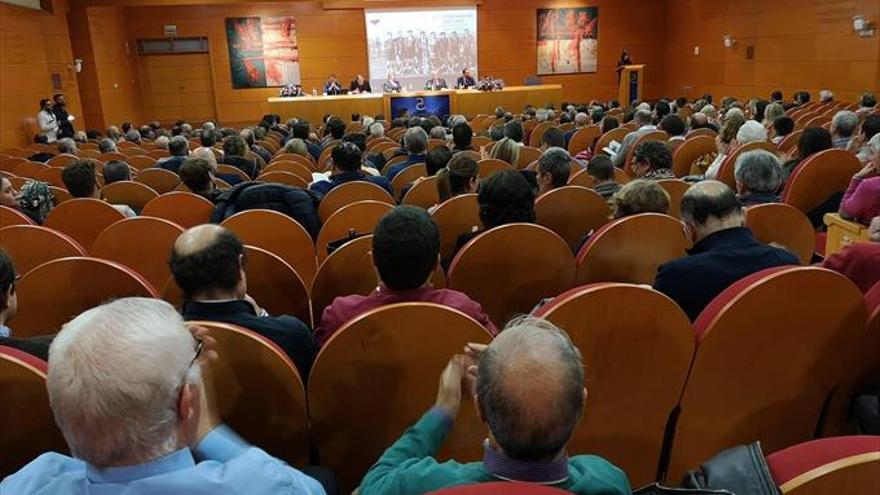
<box><xmin>365</xmin><ymin>8</ymin><xmax>478</xmax><ymax>92</ymax></box>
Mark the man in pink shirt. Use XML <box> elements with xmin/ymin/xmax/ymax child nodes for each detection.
<box><xmin>316</xmin><ymin>206</ymin><xmax>498</xmax><ymax>346</ymax></box>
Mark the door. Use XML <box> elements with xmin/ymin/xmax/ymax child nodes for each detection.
<box><xmin>138</xmin><ymin>53</ymin><xmax>216</xmax><ymax>125</ymax></box>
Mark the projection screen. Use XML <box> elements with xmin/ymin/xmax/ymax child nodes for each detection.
<box><xmin>365</xmin><ymin>8</ymin><xmax>478</xmax><ymax>92</ymax></box>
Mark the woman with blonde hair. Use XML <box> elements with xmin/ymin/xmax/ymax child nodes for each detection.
<box><xmin>762</xmin><ymin>102</ymin><xmax>785</xmax><ymax>127</ymax></box>
<box><xmin>284</xmin><ymin>138</ymin><xmax>310</xmax><ymax>159</ymax></box>
<box><xmin>490</xmin><ymin>137</ymin><xmax>521</xmax><ymax>166</ymax></box>
<box><xmin>609</xmin><ymin>179</ymin><xmax>671</xmax><ymax>218</ymax></box>
<box><xmin>436</xmin><ymin>154</ymin><xmax>479</xmax><ymax>204</ymax></box>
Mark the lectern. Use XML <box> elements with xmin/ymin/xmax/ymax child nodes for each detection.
<box><xmin>618</xmin><ymin>65</ymin><xmax>645</xmax><ymax>106</ymax></box>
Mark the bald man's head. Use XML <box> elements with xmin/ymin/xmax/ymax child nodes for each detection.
<box><xmin>476</xmin><ymin>317</ymin><xmax>585</xmax><ymax>462</ymax></box>
<box><xmin>681</xmin><ymin>180</ymin><xmax>743</xmax><ymax>238</ymax></box>
<box><xmin>169</xmin><ymin>225</ymin><xmax>246</xmax><ymax>300</ymax></box>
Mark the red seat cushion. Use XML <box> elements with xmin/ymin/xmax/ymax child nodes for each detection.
<box><xmin>767</xmin><ymin>435</ymin><xmax>880</xmax><ymax>486</ymax></box>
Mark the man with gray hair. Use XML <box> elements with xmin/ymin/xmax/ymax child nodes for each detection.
<box><xmin>385</xmin><ymin>126</ymin><xmax>428</xmax><ymax>181</ymax></box>
<box><xmin>98</xmin><ymin>137</ymin><xmax>117</xmax><ymax>154</ymax></box>
<box><xmin>0</xmin><ymin>298</ymin><xmax>325</xmax><ymax>494</ymax></box>
<box><xmin>368</xmin><ymin>122</ymin><xmax>384</xmax><ymax>139</ymax></box>
<box><xmin>564</xmin><ymin>112</ymin><xmax>590</xmax><ymax>149</ymax></box>
<box><xmin>125</xmin><ymin>129</ymin><xmax>142</xmax><ymax>144</ymax></box>
<box><xmin>734</xmin><ymin>150</ymin><xmax>784</xmax><ymax>206</ymax></box>
<box><xmin>157</xmin><ymin>135</ymin><xmax>190</xmax><ymax>173</ymax></box>
<box><xmin>612</xmin><ymin>109</ymin><xmax>656</xmax><ymax>167</ymax></box>
<box><xmin>820</xmin><ymin>90</ymin><xmax>834</xmax><ymax>104</ymax></box>
<box><xmin>537</xmin><ymin>147</ymin><xmax>572</xmax><ymax>196</ymax></box>
<box><xmin>360</xmin><ymin>317</ymin><xmax>630</xmax><ymax>494</ymax></box>
<box><xmin>831</xmin><ymin>110</ymin><xmax>859</xmax><ymax>149</ymax></box>
<box><xmin>653</xmin><ymin>181</ymin><xmax>799</xmax><ymax>320</ymax></box>
<box><xmin>705</xmin><ymin>120</ymin><xmax>768</xmax><ymax>180</ymax></box>
<box><xmin>56</xmin><ymin>137</ymin><xmax>77</xmax><ymax>155</ymax></box>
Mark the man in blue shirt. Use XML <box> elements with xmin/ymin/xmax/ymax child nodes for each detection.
<box><xmin>385</xmin><ymin>127</ymin><xmax>428</xmax><ymax>182</ymax></box>
<box><xmin>0</xmin><ymin>297</ymin><xmax>325</xmax><ymax>495</ymax></box>
<box><xmin>156</xmin><ymin>135</ymin><xmax>190</xmax><ymax>173</ymax></box>
<box><xmin>311</xmin><ymin>141</ymin><xmax>392</xmax><ymax>196</ymax></box>
<box><xmin>291</xmin><ymin>120</ymin><xmax>321</xmax><ymax>161</ymax></box>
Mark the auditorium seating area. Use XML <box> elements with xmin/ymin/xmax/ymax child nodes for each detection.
<box><xmin>2</xmin><ymin>92</ymin><xmax>880</xmax><ymax>494</ymax></box>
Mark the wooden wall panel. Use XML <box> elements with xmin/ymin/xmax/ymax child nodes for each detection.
<box><xmin>662</xmin><ymin>0</ymin><xmax>880</xmax><ymax>102</ymax></box>
<box><xmin>86</xmin><ymin>6</ymin><xmax>143</xmax><ymax>129</ymax></box>
<box><xmin>1</xmin><ymin>0</ymin><xmax>83</xmax><ymax>149</ymax></box>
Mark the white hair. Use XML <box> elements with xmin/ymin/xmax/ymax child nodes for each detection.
<box><xmin>155</xmin><ymin>135</ymin><xmax>170</xmax><ymax>150</ymax></box>
<box><xmin>369</xmin><ymin>122</ymin><xmax>384</xmax><ymax>138</ymax></box>
<box><xmin>637</xmin><ymin>102</ymin><xmax>651</xmax><ymax>112</ymax></box>
<box><xmin>736</xmin><ymin>120</ymin><xmax>768</xmax><ymax>144</ymax></box>
<box><xmin>192</xmin><ymin>146</ymin><xmax>218</xmax><ymax>167</ymax></box>
<box><xmin>202</xmin><ymin>122</ymin><xmax>216</xmax><ymax>131</ymax></box>
<box><xmin>820</xmin><ymin>90</ymin><xmax>834</xmax><ymax>103</ymax></box>
<box><xmin>47</xmin><ymin>298</ymin><xmax>199</xmax><ymax>467</ymax></box>
<box><xmin>725</xmin><ymin>108</ymin><xmax>745</xmax><ymax>120</ymax></box>
<box><xmin>450</xmin><ymin>115</ymin><xmax>468</xmax><ymax>127</ymax></box>
<box><xmin>362</xmin><ymin>116</ymin><xmax>375</xmax><ymax>129</ymax></box>
<box><xmin>832</xmin><ymin>111</ymin><xmax>859</xmax><ymax>137</ymax></box>
<box><xmin>700</xmin><ymin>104</ymin><xmax>718</xmax><ymax>119</ymax></box>
<box><xmin>868</xmin><ymin>133</ymin><xmax>880</xmax><ymax>156</ymax></box>
<box><xmin>535</xmin><ymin>109</ymin><xmax>549</xmax><ymax>122</ymax></box>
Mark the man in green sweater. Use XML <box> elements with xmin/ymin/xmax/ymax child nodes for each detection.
<box><xmin>360</xmin><ymin>317</ymin><xmax>631</xmax><ymax>494</ymax></box>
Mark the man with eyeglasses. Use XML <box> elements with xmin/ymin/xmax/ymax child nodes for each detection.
<box><xmin>0</xmin><ymin>297</ymin><xmax>326</xmax><ymax>494</ymax></box>
<box><xmin>309</xmin><ymin>141</ymin><xmax>392</xmax><ymax>195</ymax></box>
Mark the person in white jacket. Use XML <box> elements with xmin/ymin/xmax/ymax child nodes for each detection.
<box><xmin>37</xmin><ymin>99</ymin><xmax>59</xmax><ymax>143</ymax></box>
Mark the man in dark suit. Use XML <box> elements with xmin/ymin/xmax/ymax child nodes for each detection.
<box><xmin>156</xmin><ymin>135</ymin><xmax>190</xmax><ymax>174</ymax></box>
<box><xmin>456</xmin><ymin>68</ymin><xmax>476</xmax><ymax>89</ymax></box>
<box><xmin>653</xmin><ymin>181</ymin><xmax>799</xmax><ymax>321</ymax></box>
<box><xmin>170</xmin><ymin>224</ymin><xmax>317</xmax><ymax>378</ymax></box>
<box><xmin>424</xmin><ymin>72</ymin><xmax>447</xmax><ymax>91</ymax></box>
<box><xmin>350</xmin><ymin>74</ymin><xmax>372</xmax><ymax>94</ymax></box>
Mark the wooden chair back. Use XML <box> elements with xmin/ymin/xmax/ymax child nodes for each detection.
<box><xmin>535</xmin><ymin>284</ymin><xmax>694</xmax><ymax>486</ymax></box>
<box><xmin>127</xmin><ymin>155</ymin><xmax>157</xmax><ymax>171</ymax></box>
<box><xmin>91</xmin><ymin>217</ymin><xmax>184</xmax><ymax>291</ymax></box>
<box><xmin>0</xmin><ymin>225</ymin><xmax>86</xmax><ymax>275</ymax></box>
<box><xmin>14</xmin><ymin>257</ymin><xmax>158</xmax><ymax>337</ymax></box>
<box><xmin>44</xmin><ymin>198</ymin><xmax>127</xmax><ymax>251</ymax></box>
<box><xmin>667</xmin><ymin>267</ymin><xmax>867</xmax><ymax>481</ymax></box>
<box><xmin>219</xmin><ymin>209</ymin><xmax>317</xmax><ymax>290</ymax></box>
<box><xmin>567</xmin><ymin>125</ymin><xmax>602</xmax><ymax>155</ymax></box>
<box><xmin>309</xmin><ymin>303</ymin><xmax>493</xmax><ymax>492</ymax></box>
<box><xmin>316</xmin><ymin>200</ymin><xmax>393</xmax><ymax>263</ymax></box>
<box><xmin>240</xmin><ymin>245</ymin><xmax>311</xmax><ymax>326</ymax></box>
<box><xmin>46</xmin><ymin>153</ymin><xmax>79</xmax><ymax>168</ymax></box>
<box><xmin>783</xmin><ymin>149</ymin><xmax>862</xmax><ymax>214</ymax></box>
<box><xmin>0</xmin><ymin>206</ymin><xmax>34</xmax><ymax>227</ymax></box>
<box><xmin>535</xmin><ymin>186</ymin><xmax>611</xmax><ymax>251</ymax></box>
<box><xmin>672</xmin><ymin>135</ymin><xmax>717</xmax><ymax>177</ymax></box>
<box><xmin>776</xmin><ymin>130</ymin><xmax>804</xmax><ymax>154</ymax></box>
<box><xmin>449</xmin><ymin>223</ymin><xmax>575</xmax><ymax>326</ymax></box>
<box><xmin>515</xmin><ymin>146</ymin><xmax>542</xmax><ymax>170</ymax></box>
<box><xmin>624</xmin><ymin>130</ymin><xmax>669</xmax><ymax>175</ymax></box>
<box><xmin>102</xmin><ymin>181</ymin><xmax>159</xmax><ymax>211</ymax></box>
<box><xmin>768</xmin><ymin>436</ymin><xmax>880</xmax><ymax>494</ymax></box>
<box><xmin>14</xmin><ymin>161</ymin><xmax>48</xmax><ymax>179</ymax></box>
<box><xmin>401</xmin><ymin>175</ymin><xmax>439</xmax><ymax>209</ymax></box>
<box><xmin>380</xmin><ymin>155</ymin><xmax>408</xmax><ymax>175</ymax></box>
<box><xmin>216</xmin><ymin>164</ymin><xmax>251</xmax><ymax>183</ymax></box>
<box><xmin>187</xmin><ymin>321</ymin><xmax>310</xmax><ymax>466</ymax></box>
<box><xmin>142</xmin><ymin>192</ymin><xmax>214</xmax><ymax>228</ymax></box>
<box><xmin>477</xmin><ymin>158</ymin><xmax>514</xmax><ymax>179</ymax></box>
<box><xmin>32</xmin><ymin>166</ymin><xmax>66</xmax><ymax>187</ymax></box>
<box><xmin>716</xmin><ymin>141</ymin><xmax>777</xmax><ymax>189</ymax></box>
<box><xmin>263</xmin><ymin>160</ymin><xmax>313</xmax><ymax>183</ymax></box>
<box><xmin>120</xmin><ymin>147</ymin><xmax>148</xmax><ymax>157</ymax></box>
<box><xmin>0</xmin><ymin>347</ymin><xmax>68</xmax><ymax>475</ymax></box>
<box><xmin>430</xmin><ymin>193</ymin><xmax>480</xmax><ymax>261</ymax></box>
<box><xmin>568</xmin><ymin>169</ymin><xmax>596</xmax><ymax>188</ymax></box>
<box><xmin>655</xmin><ymin>179</ymin><xmax>692</xmax><ymax>219</ymax></box>
<box><xmin>744</xmin><ymin>203</ymin><xmax>815</xmax><ymax>264</ymax></box>
<box><xmin>390</xmin><ymin>163</ymin><xmax>427</xmax><ymax>199</ymax></box>
<box><xmin>594</xmin><ymin>128</ymin><xmax>629</xmax><ymax>157</ymax></box>
<box><xmin>528</xmin><ymin>122</ymin><xmax>556</xmax><ymax>148</ymax></box>
<box><xmin>317</xmin><ymin>180</ymin><xmax>394</xmax><ymax>223</ymax></box>
<box><xmin>100</xmin><ymin>152</ymin><xmax>128</xmax><ymax>162</ymax></box>
<box><xmin>685</xmin><ymin>128</ymin><xmax>717</xmax><ymax>139</ymax></box>
<box><xmin>135</xmin><ymin>168</ymin><xmax>181</xmax><ymax>194</ymax></box>
<box><xmin>257</xmin><ymin>170</ymin><xmax>308</xmax><ymax>188</ymax></box>
<box><xmin>576</xmin><ymin>213</ymin><xmax>690</xmax><ymax>285</ymax></box>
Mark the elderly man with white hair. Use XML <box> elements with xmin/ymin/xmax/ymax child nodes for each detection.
<box><xmin>0</xmin><ymin>297</ymin><xmax>326</xmax><ymax>494</ymax></box>
<box><xmin>368</xmin><ymin>122</ymin><xmax>384</xmax><ymax>139</ymax></box>
<box><xmin>831</xmin><ymin>110</ymin><xmax>859</xmax><ymax>149</ymax></box>
<box><xmin>564</xmin><ymin>112</ymin><xmax>590</xmax><ymax>148</ymax></box>
<box><xmin>360</xmin><ymin>317</ymin><xmax>630</xmax><ymax>494</ymax></box>
<box><xmin>734</xmin><ymin>150</ymin><xmax>784</xmax><ymax>206</ymax></box>
<box><xmin>704</xmin><ymin>120</ymin><xmax>768</xmax><ymax>180</ymax></box>
<box><xmin>820</xmin><ymin>90</ymin><xmax>834</xmax><ymax>104</ymax></box>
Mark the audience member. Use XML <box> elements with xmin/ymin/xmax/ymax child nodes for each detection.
<box><xmin>436</xmin><ymin>154</ymin><xmax>478</xmax><ymax>204</ymax></box>
<box><xmin>653</xmin><ymin>181</ymin><xmax>799</xmax><ymax>320</ymax></box>
<box><xmin>0</xmin><ymin>177</ymin><xmax>17</xmax><ymax>210</ymax></box>
<box><xmin>659</xmin><ymin>114</ymin><xmax>687</xmax><ymax>145</ymax></box>
<box><xmin>426</xmin><ymin>146</ymin><xmax>453</xmax><ymax>177</ymax></box>
<box><xmin>222</xmin><ymin>135</ymin><xmax>261</xmax><ymax>179</ymax></box>
<box><xmin>838</xmin><ymin>136</ymin><xmax>880</xmax><ymax>225</ymax></box>
<box><xmin>564</xmin><ymin>112</ymin><xmax>590</xmax><ymax>148</ymax></box>
<box><xmin>490</xmin><ymin>138</ymin><xmax>521</xmax><ymax>166</ymax></box>
<box><xmin>316</xmin><ymin>207</ymin><xmax>496</xmax><ymax>346</ymax></box>
<box><xmin>292</xmin><ymin>121</ymin><xmax>321</xmax><ymax>160</ymax></box>
<box><xmin>385</xmin><ymin>127</ymin><xmax>428</xmax><ymax>181</ymax></box>
<box><xmin>0</xmin><ymin>297</ymin><xmax>324</xmax><ymax>494</ymax></box>
<box><xmin>819</xmin><ymin>90</ymin><xmax>834</xmax><ymax>104</ymax></box>
<box><xmin>321</xmin><ymin>117</ymin><xmax>347</xmax><ymax>150</ymax></box>
<box><xmin>368</xmin><ymin>122</ymin><xmax>385</xmax><ymax>140</ymax></box>
<box><xmin>157</xmin><ymin>136</ymin><xmax>190</xmax><ymax>174</ymax></box>
<box><xmin>359</xmin><ymin>317</ymin><xmax>630</xmax><ymax>495</ymax></box>
<box><xmin>609</xmin><ymin>179</ymin><xmax>670</xmax><ymax>218</ymax></box>
<box><xmin>771</xmin><ymin>116</ymin><xmax>795</xmax><ymax>144</ymax></box>
<box><xmin>102</xmin><ymin>160</ymin><xmax>131</xmax><ymax>184</ymax></box>
<box><xmin>612</xmin><ymin>110</ymin><xmax>656</xmax><ymax>167</ymax></box>
<box><xmin>781</xmin><ymin>127</ymin><xmax>833</xmax><ymax>182</ymax></box>
<box><xmin>705</xmin><ymin>119</ymin><xmax>765</xmax><ymax>180</ymax></box>
<box><xmin>822</xmin><ymin>216</ymin><xmax>880</xmax><ymax>293</ymax></box>
<box><xmin>830</xmin><ymin>111</ymin><xmax>859</xmax><ymax>149</ymax></box>
<box><xmin>503</xmin><ymin>120</ymin><xmax>524</xmax><ymax>144</ymax></box>
<box><xmin>37</xmin><ymin>99</ymin><xmax>59</xmax><ymax>143</ymax></box>
<box><xmin>762</xmin><ymin>102</ymin><xmax>785</xmax><ymax>127</ymax></box>
<box><xmin>734</xmin><ymin>150</ymin><xmax>783</xmax><ymax>206</ymax></box>
<box><xmin>587</xmin><ymin>155</ymin><xmax>621</xmax><ymax>199</ymax></box>
<box><xmin>170</xmin><ymin>225</ymin><xmax>316</xmax><ymax>377</ymax></box>
<box><xmin>631</xmin><ymin>141</ymin><xmax>675</xmax><ymax>180</ymax></box>
<box><xmin>311</xmin><ymin>142</ymin><xmax>392</xmax><ymax>195</ymax></box>
<box><xmin>98</xmin><ymin>138</ymin><xmax>117</xmax><ymax>154</ymax></box>
<box><xmin>154</xmin><ymin>135</ymin><xmax>170</xmax><ymax>150</ymax></box>
<box><xmin>62</xmin><ymin>161</ymin><xmax>135</xmax><ymax>217</ymax></box>
<box><xmin>540</xmin><ymin>128</ymin><xmax>565</xmax><ymax>151</ymax></box>
<box><xmin>452</xmin><ymin>123</ymin><xmax>474</xmax><ymax>153</ymax></box>
<box><xmin>851</xmin><ymin>115</ymin><xmax>880</xmax><ymax>163</ymax></box>
<box><xmin>537</xmin><ymin>147</ymin><xmax>572</xmax><ymax>195</ymax></box>
<box><xmin>857</xmin><ymin>93</ymin><xmax>877</xmax><ymax>115</ymax></box>
<box><xmin>179</xmin><ymin>158</ymin><xmax>221</xmax><ymax>203</ymax></box>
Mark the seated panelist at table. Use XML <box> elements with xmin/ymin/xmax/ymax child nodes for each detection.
<box><xmin>350</xmin><ymin>74</ymin><xmax>372</xmax><ymax>94</ymax></box>
<box><xmin>324</xmin><ymin>74</ymin><xmax>343</xmax><ymax>96</ymax></box>
<box><xmin>424</xmin><ymin>72</ymin><xmax>447</xmax><ymax>91</ymax></box>
<box><xmin>456</xmin><ymin>68</ymin><xmax>476</xmax><ymax>89</ymax></box>
<box><xmin>383</xmin><ymin>73</ymin><xmax>402</xmax><ymax>93</ymax></box>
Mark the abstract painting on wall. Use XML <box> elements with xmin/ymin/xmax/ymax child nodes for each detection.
<box><xmin>536</xmin><ymin>7</ymin><xmax>598</xmax><ymax>75</ymax></box>
<box><xmin>226</xmin><ymin>16</ymin><xmax>301</xmax><ymax>88</ymax></box>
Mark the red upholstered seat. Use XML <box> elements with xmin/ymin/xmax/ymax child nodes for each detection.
<box><xmin>766</xmin><ymin>436</ymin><xmax>880</xmax><ymax>493</ymax></box>
<box><xmin>428</xmin><ymin>482</ymin><xmax>573</xmax><ymax>494</ymax></box>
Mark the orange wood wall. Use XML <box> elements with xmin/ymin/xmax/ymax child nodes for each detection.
<box><xmin>0</xmin><ymin>0</ymin><xmax>83</xmax><ymax>149</ymax></box>
<box><xmin>662</xmin><ymin>0</ymin><xmax>880</xmax><ymax>102</ymax></box>
<box><xmin>85</xmin><ymin>6</ymin><xmax>143</xmax><ymax>129</ymax></box>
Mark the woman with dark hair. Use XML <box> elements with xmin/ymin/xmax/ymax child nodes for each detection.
<box><xmin>436</xmin><ymin>154</ymin><xmax>478</xmax><ymax>204</ymax></box>
<box><xmin>446</xmin><ymin>169</ymin><xmax>536</xmax><ymax>267</ymax></box>
<box><xmin>781</xmin><ymin>127</ymin><xmax>833</xmax><ymax>182</ymax></box>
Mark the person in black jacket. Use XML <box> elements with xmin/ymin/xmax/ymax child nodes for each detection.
<box><xmin>52</xmin><ymin>93</ymin><xmax>75</xmax><ymax>139</ymax></box>
<box><xmin>169</xmin><ymin>225</ymin><xmax>317</xmax><ymax>378</ymax></box>
<box><xmin>653</xmin><ymin>181</ymin><xmax>799</xmax><ymax>321</ymax></box>
<box><xmin>210</xmin><ymin>181</ymin><xmax>322</xmax><ymax>239</ymax></box>
<box><xmin>222</xmin><ymin>135</ymin><xmax>261</xmax><ymax>179</ymax></box>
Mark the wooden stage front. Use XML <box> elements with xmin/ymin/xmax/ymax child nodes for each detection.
<box><xmin>267</xmin><ymin>85</ymin><xmax>562</xmax><ymax>123</ymax></box>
